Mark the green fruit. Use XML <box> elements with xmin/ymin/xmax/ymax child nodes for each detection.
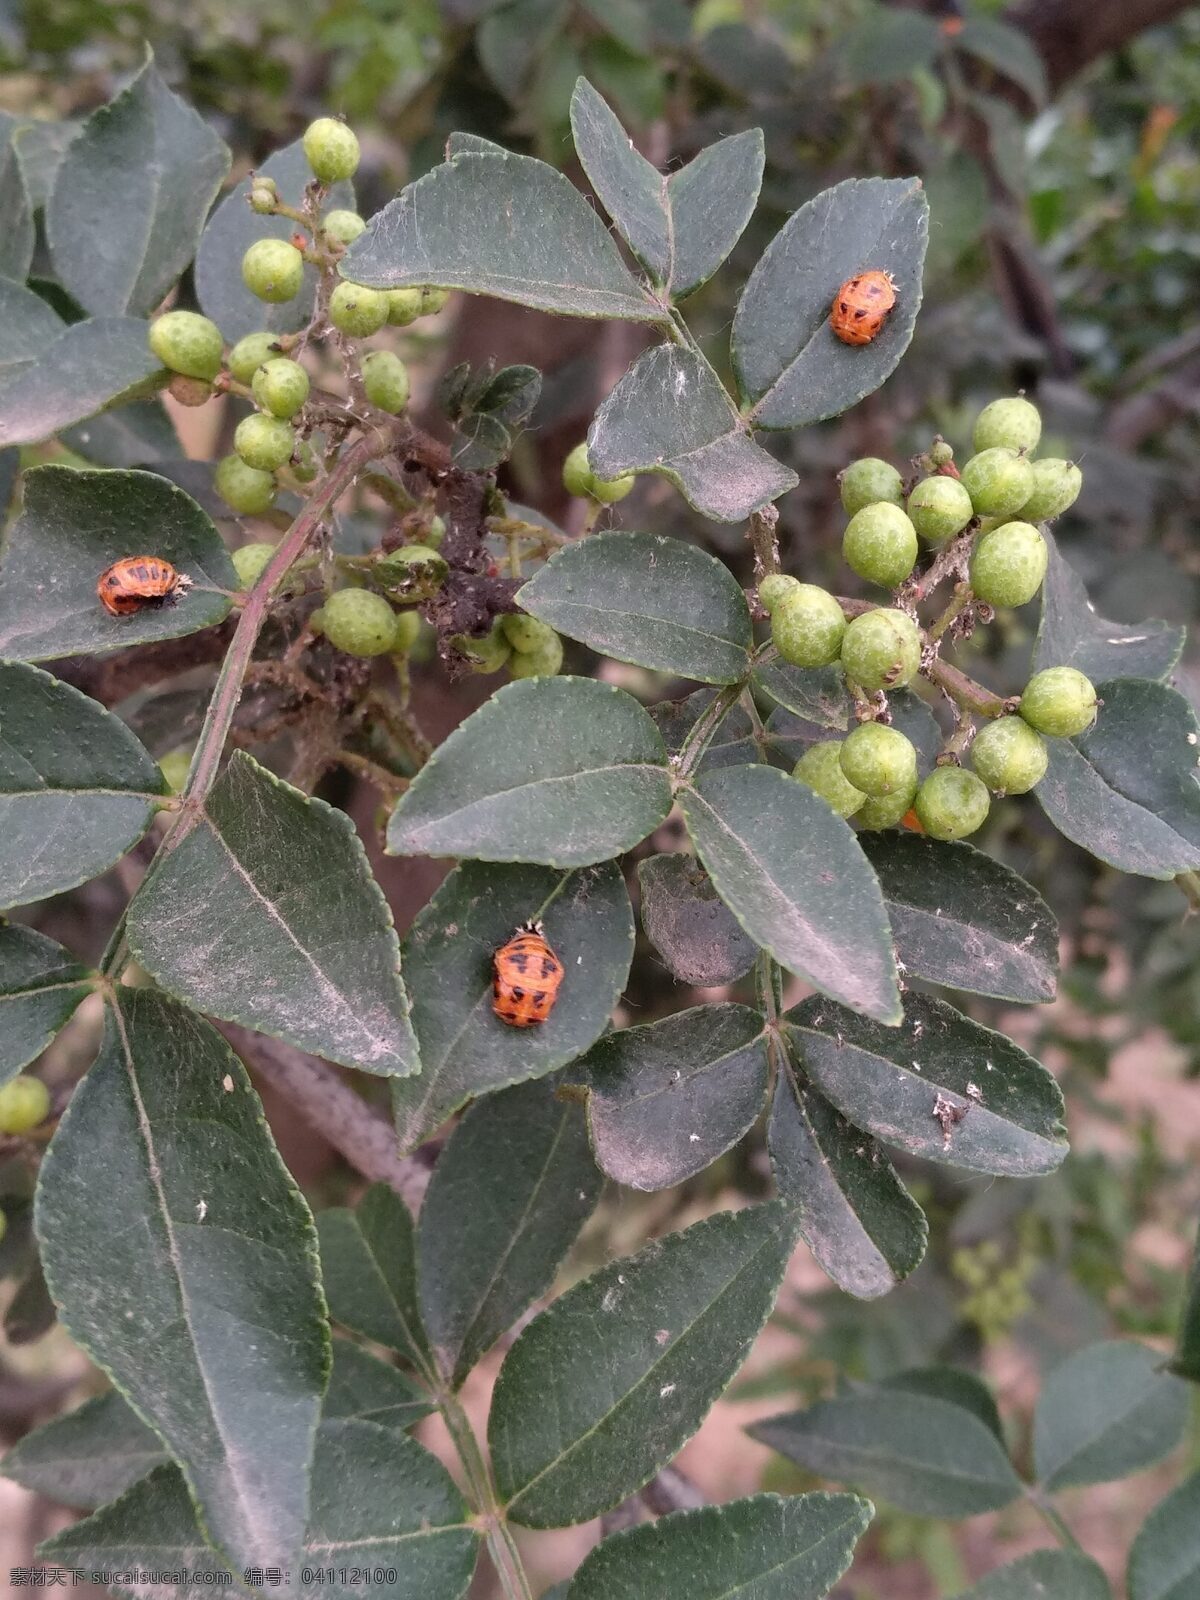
<box><xmin>303</xmin><ymin>117</ymin><xmax>360</xmax><ymax>183</ymax></box>
<box><xmin>973</xmin><ymin>395</ymin><xmax>1042</xmax><ymax>455</ymax></box>
<box><xmin>251</xmin><ymin>357</ymin><xmax>310</xmax><ymax>419</ymax></box>
<box><xmin>242</xmin><ymin>238</ymin><xmax>304</xmax><ymax>303</ymax></box>
<box><xmin>228</xmin><ymin>331</ymin><xmax>280</xmax><ymax>383</ymax></box>
<box><xmin>329</xmin><ymin>281</ymin><xmax>389</xmax><ymax>338</ymax></box>
<box><xmin>232</xmin><ymin>541</ymin><xmax>277</xmax><ymax>589</ymax></box>
<box><xmin>323</xmin><ymin>209</ymin><xmax>366</xmax><ymax>246</ymax></box>
<box><xmin>1018</xmin><ymin>458</ymin><xmax>1082</xmax><ymax>523</ymax></box>
<box><xmin>839</xmin><ymin>722</ymin><xmax>918</xmax><ymax>797</ymax></box>
<box><xmin>970</xmin><ymin>717</ymin><xmax>1048</xmax><ymax>795</ymax></box>
<box><xmin>385</xmin><ymin>288</ymin><xmax>425</xmax><ymax>326</ymax></box>
<box><xmin>392</xmin><ymin>609</ymin><xmax>422</xmax><ymax>654</ymax></box>
<box><xmin>426</xmin><ymin>515</ymin><xmax>446</xmax><ymax>549</ymax></box>
<box><xmin>914</xmin><ymin>766</ymin><xmax>990</xmax><ymax>841</ymax></box>
<box><xmin>1020</xmin><ymin>667</ymin><xmax>1098</xmax><ymax>738</ymax></box>
<box><xmin>454</xmin><ymin>622</ymin><xmax>511</xmax><ymax>673</ymax></box>
<box><xmin>502</xmin><ymin>613</ymin><xmax>558</xmax><ymax>654</ymax></box>
<box><xmin>855</xmin><ymin>782</ymin><xmax>918</xmax><ymax>831</ymax></box>
<box><xmin>562</xmin><ymin>442</ymin><xmax>596</xmax><ymax>497</ymax></box>
<box><xmin>907</xmin><ymin>475</ymin><xmax>974</xmax><ymax>543</ymax></box>
<box><xmin>770</xmin><ymin>583</ymin><xmax>847</xmax><ymax>668</ymax></box>
<box><xmin>961</xmin><ymin>447</ymin><xmax>1035</xmax><ymax>518</ymax></box>
<box><xmin>420</xmin><ymin>287</ymin><xmax>450</xmax><ymax>315</ymax></box>
<box><xmin>322</xmin><ymin>589</ymin><xmax>400</xmax><ymax>657</ymax></box>
<box><xmin>215</xmin><ymin>454</ymin><xmax>277</xmax><ymax>515</ymax></box>
<box><xmin>929</xmin><ymin>439</ymin><xmax>955</xmax><ymax>467</ymax></box>
<box><xmin>840</xmin><ymin>608</ymin><xmax>922</xmax><ymax>693</ymax></box>
<box><xmin>361</xmin><ymin>350</ymin><xmax>410</xmax><ymax>413</ymax></box>
<box><xmin>249</xmin><ymin>182</ymin><xmax>278</xmax><ymax>215</ymax></box>
<box><xmin>793</xmin><ymin>741</ymin><xmax>866</xmax><ymax>818</ymax></box>
<box><xmin>757</xmin><ymin>574</ymin><xmax>797</xmax><ymax>613</ymax></box>
<box><xmin>839</xmin><ymin>457</ymin><xmax>904</xmax><ymax>515</ymax></box>
<box><xmin>0</xmin><ymin>1073</ymin><xmax>52</xmax><ymax>1134</ymax></box>
<box><xmin>157</xmin><ymin>748</ymin><xmax>192</xmax><ymax>794</ymax></box>
<box><xmin>235</xmin><ymin>413</ymin><xmax>295</xmax><ymax>473</ymax></box>
<box><xmin>843</xmin><ymin>503</ymin><xmax>918</xmax><ymax>588</ymax></box>
<box><xmin>593</xmin><ymin>467</ymin><xmax>635</xmax><ymax>503</ymax></box>
<box><xmin>375</xmin><ymin>545</ymin><xmax>447</xmax><ymax>590</ymax></box>
<box><xmin>148</xmin><ymin>310</ymin><xmax>224</xmax><ymax>381</ymax></box>
<box><xmin>969</xmin><ymin>520</ymin><xmax>1047</xmax><ymax>608</ymax></box>
<box><xmin>510</xmin><ymin>631</ymin><xmax>564</xmax><ymax>677</ymax></box>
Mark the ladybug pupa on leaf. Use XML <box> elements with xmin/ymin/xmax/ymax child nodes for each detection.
<box><xmin>492</xmin><ymin>920</ymin><xmax>565</xmax><ymax>1028</ymax></box>
<box><xmin>831</xmin><ymin>270</ymin><xmax>898</xmax><ymax>346</ymax></box>
<box><xmin>97</xmin><ymin>557</ymin><xmax>193</xmax><ymax>617</ymax></box>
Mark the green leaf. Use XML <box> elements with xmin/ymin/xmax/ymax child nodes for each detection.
<box><xmin>954</xmin><ymin>18</ymin><xmax>1049</xmax><ymax>107</ymax></box>
<box><xmin>386</xmin><ymin>677</ymin><xmax>672</xmax><ymax>866</ymax></box>
<box><xmin>788</xmin><ymin>992</ymin><xmax>1067</xmax><ymax>1177</ymax></box>
<box><xmin>570</xmin><ymin>78</ymin><xmax>763</xmax><ymax>300</ymax></box>
<box><xmin>1037</xmin><ymin>679</ymin><xmax>1200</xmax><ymax>879</ymax></box>
<box><xmin>0</xmin><ymin>308</ymin><xmax>162</xmax><ymax>449</ymax></box>
<box><xmin>1035</xmin><ymin>532</ymin><xmax>1183</xmax><ymax>683</ymax></box>
<box><xmin>196</xmin><ymin>138</ymin><xmax>354</xmax><ymax>342</ymax></box>
<box><xmin>679</xmin><ymin>764</ymin><xmax>901</xmax><ymax>1023</ymax></box>
<box><xmin>0</xmin><ymin>661</ymin><xmax>165</xmax><ymax>911</ymax></box>
<box><xmin>46</xmin><ymin>56</ymin><xmax>229</xmax><ymax>318</ymax></box>
<box><xmin>578</xmin><ymin>1005</ymin><xmax>769</xmax><ymax>1191</ymax></box>
<box><xmin>1171</xmin><ymin>1221</ymin><xmax>1200</xmax><ymax>1381</ymax></box>
<box><xmin>344</xmin><ymin>150</ymin><xmax>659</xmax><ymax>323</ymax></box>
<box><xmin>317</xmin><ymin>1184</ymin><xmax>431</xmax><ymax>1370</ymax></box>
<box><xmin>393</xmin><ymin>859</ymin><xmax>633</xmax><ymax>1152</ymax></box>
<box><xmin>0</xmin><ymin>465</ymin><xmax>236</xmax><ymax>660</ymax></box>
<box><xmin>518</xmin><ymin>531</ymin><xmax>753</xmax><ymax>684</ymax></box>
<box><xmin>0</xmin><ymin>1390</ymin><xmax>166</xmax><ymax>1511</ymax></box>
<box><xmin>62</xmin><ymin>399</ymin><xmax>180</xmax><ymax>468</ymax></box>
<box><xmin>12</xmin><ymin>117</ymin><xmax>79</xmax><ymax>209</ymax></box>
<box><xmin>323</xmin><ymin>1340</ymin><xmax>434</xmax><ymax>1431</ymax></box>
<box><xmin>732</xmin><ymin>177</ymin><xmax>929</xmax><ymax>429</ymax></box>
<box><xmin>637</xmin><ymin>853</ymin><xmax>758</xmax><ymax>986</ymax></box>
<box><xmin>1034</xmin><ymin>1341</ymin><xmax>1189</xmax><ymax>1491</ymax></box>
<box><xmin>126</xmin><ymin>750</ymin><xmax>417</xmax><ymax>1077</ymax></box>
<box><xmin>5</xmin><ymin>1253</ymin><xmax>55</xmax><ymax>1345</ymax></box>
<box><xmin>567</xmin><ymin>1491</ymin><xmax>873</xmax><ymax>1600</ymax></box>
<box><xmin>841</xmin><ymin>6</ymin><xmax>941</xmax><ymax>85</ymax></box>
<box><xmin>650</xmin><ymin>691</ymin><xmax>758</xmax><ymax>774</ymax></box>
<box><xmin>0</xmin><ymin>130</ymin><xmax>35</xmax><ymax>282</ymax></box>
<box><xmin>418</xmin><ymin>1078</ymin><xmax>603</xmax><ymax>1385</ymax></box>
<box><xmin>859</xmin><ymin>834</ymin><xmax>1058</xmax><ymax>1004</ymax></box>
<box><xmin>753</xmin><ymin>659</ymin><xmax>852</xmax><ymax>731</ymax></box>
<box><xmin>959</xmin><ymin>1551</ymin><xmax>1112</xmax><ymax>1599</ymax></box>
<box><xmin>36</xmin><ymin>989</ymin><xmax>329</xmax><ymax>1570</ymax></box>
<box><xmin>0</xmin><ymin>280</ymin><xmax>64</xmax><ymax>387</ymax></box>
<box><xmin>1128</xmin><ymin>1472</ymin><xmax>1200</xmax><ymax>1600</ymax></box>
<box><xmin>587</xmin><ymin>345</ymin><xmax>797</xmax><ymax>523</ymax></box>
<box><xmin>751</xmin><ymin>1368</ymin><xmax>1022</xmax><ymax>1518</ymax></box>
<box><xmin>768</xmin><ymin>1076</ymin><xmax>927</xmax><ymax>1300</ymax></box>
<box><xmin>490</xmin><ymin>1201</ymin><xmax>799</xmax><ymax>1527</ymax></box>
<box><xmin>0</xmin><ymin>923</ymin><xmax>92</xmax><ymax>1086</ymax></box>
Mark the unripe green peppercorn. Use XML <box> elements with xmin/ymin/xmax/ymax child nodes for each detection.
<box><xmin>148</xmin><ymin>311</ymin><xmax>224</xmax><ymax>381</ymax></box>
<box><xmin>329</xmin><ymin>281</ymin><xmax>389</xmax><ymax>338</ymax></box>
<box><xmin>0</xmin><ymin>1074</ymin><xmax>52</xmax><ymax>1134</ymax></box>
<box><xmin>961</xmin><ymin>447</ymin><xmax>1035</xmax><ymax>518</ymax></box>
<box><xmin>235</xmin><ymin>413</ymin><xmax>295</xmax><ymax>473</ymax></box>
<box><xmin>228</xmin><ymin>331</ymin><xmax>279</xmax><ymax>384</ymax></box>
<box><xmin>914</xmin><ymin>766</ymin><xmax>990</xmax><ymax>841</ymax></box>
<box><xmin>502</xmin><ymin>613</ymin><xmax>559</xmax><ymax>654</ymax></box>
<box><xmin>929</xmin><ymin>439</ymin><xmax>955</xmax><ymax>468</ymax></box>
<box><xmin>249</xmin><ymin>182</ymin><xmax>278</xmax><ymax>215</ymax></box>
<box><xmin>510</xmin><ymin>631</ymin><xmax>564</xmax><ymax>677</ymax></box>
<box><xmin>392</xmin><ymin>609</ymin><xmax>422</xmax><ymax>655</ymax></box>
<box><xmin>757</xmin><ymin>574</ymin><xmax>798</xmax><ymax>613</ymax></box>
<box><xmin>839</xmin><ymin>722</ymin><xmax>919</xmax><ymax>797</ymax></box>
<box><xmin>454</xmin><ymin>622</ymin><xmax>511</xmax><ymax>673</ymax></box>
<box><xmin>793</xmin><ymin>741</ymin><xmax>866</xmax><ymax>818</ymax></box>
<box><xmin>592</xmin><ymin>471</ymin><xmax>635</xmax><ymax>504</ymax></box>
<box><xmin>361</xmin><ymin>350</ymin><xmax>410</xmax><ymax>413</ymax></box>
<box><xmin>322</xmin><ymin>589</ymin><xmax>399</xmax><ymax>657</ymax></box>
<box><xmin>242</xmin><ymin>238</ymin><xmax>304</xmax><ymax>303</ymax></box>
<box><xmin>426</xmin><ymin>515</ymin><xmax>446</xmax><ymax>549</ymax></box>
<box><xmin>374</xmin><ymin>546</ymin><xmax>448</xmax><ymax>591</ymax></box>
<box><xmin>1018</xmin><ymin>458</ymin><xmax>1082</xmax><ymax>523</ymax></box>
<box><xmin>420</xmin><ymin>287</ymin><xmax>450</xmax><ymax>315</ymax></box>
<box><xmin>769</xmin><ymin>582</ymin><xmax>847</xmax><ymax>668</ymax></box>
<box><xmin>157</xmin><ymin>748</ymin><xmax>192</xmax><ymax>794</ymax></box>
<box><xmin>969</xmin><ymin>520</ymin><xmax>1047</xmax><ymax>608</ymax></box>
<box><xmin>323</xmin><ymin>209</ymin><xmax>366</xmax><ymax>246</ymax></box>
<box><xmin>1020</xmin><ymin>667</ymin><xmax>1098</xmax><ymax>738</ymax></box>
<box><xmin>972</xmin><ymin>395</ymin><xmax>1042</xmax><ymax>455</ymax></box>
<box><xmin>908</xmin><ymin>476</ymin><xmax>974</xmax><ymax>543</ymax></box>
<box><xmin>385</xmin><ymin>287</ymin><xmax>425</xmax><ymax>326</ymax></box>
<box><xmin>843</xmin><ymin>503</ymin><xmax>918</xmax><ymax>589</ymax></box>
<box><xmin>970</xmin><ymin>717</ymin><xmax>1048</xmax><ymax>794</ymax></box>
<box><xmin>855</xmin><ymin>782</ymin><xmax>919</xmax><ymax>831</ymax></box>
<box><xmin>840</xmin><ymin>608</ymin><xmax>922</xmax><ymax>693</ymax></box>
<box><xmin>303</xmin><ymin>117</ymin><xmax>360</xmax><ymax>183</ymax></box>
<box><xmin>232</xmin><ymin>541</ymin><xmax>278</xmax><ymax>590</ymax></box>
<box><xmin>251</xmin><ymin>357</ymin><xmax>309</xmax><ymax>420</ymax></box>
<box><xmin>215</xmin><ymin>454</ymin><xmax>277</xmax><ymax>515</ymax></box>
<box><xmin>562</xmin><ymin>442</ymin><xmax>596</xmax><ymax>497</ymax></box>
<box><xmin>839</xmin><ymin>457</ymin><xmax>904</xmax><ymax>515</ymax></box>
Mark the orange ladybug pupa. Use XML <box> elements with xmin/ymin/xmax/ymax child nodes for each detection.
<box><xmin>830</xmin><ymin>270</ymin><xmax>898</xmax><ymax>347</ymax></box>
<box><xmin>492</xmin><ymin>920</ymin><xmax>564</xmax><ymax>1028</ymax></box>
<box><xmin>97</xmin><ymin>556</ymin><xmax>192</xmax><ymax>617</ymax></box>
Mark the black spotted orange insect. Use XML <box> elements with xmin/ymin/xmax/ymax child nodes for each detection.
<box><xmin>97</xmin><ymin>556</ymin><xmax>192</xmax><ymax>617</ymax></box>
<box><xmin>830</xmin><ymin>270</ymin><xmax>898</xmax><ymax>346</ymax></box>
<box><xmin>492</xmin><ymin>920</ymin><xmax>564</xmax><ymax>1028</ymax></box>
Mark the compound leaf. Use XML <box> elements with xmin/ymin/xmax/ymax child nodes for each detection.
<box><xmin>0</xmin><ymin>1390</ymin><xmax>166</xmax><ymax>1511</ymax></box>
<box><xmin>0</xmin><ymin>923</ymin><xmax>92</xmax><ymax>1086</ymax></box>
<box><xmin>959</xmin><ymin>1552</ymin><xmax>1112</xmax><ymax>1599</ymax></box>
<box><xmin>317</xmin><ymin>1184</ymin><xmax>430</xmax><ymax>1371</ymax></box>
<box><xmin>1034</xmin><ymin>1342</ymin><xmax>1189</xmax><ymax>1491</ymax></box>
<box><xmin>637</xmin><ymin>853</ymin><xmax>758</xmax><ymax>987</ymax></box>
<box><xmin>1128</xmin><ymin>1472</ymin><xmax>1200</xmax><ymax>1600</ymax></box>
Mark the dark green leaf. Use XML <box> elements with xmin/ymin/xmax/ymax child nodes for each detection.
<box><xmin>1037</xmin><ymin>679</ymin><xmax>1200</xmax><ymax>879</ymax></box>
<box><xmin>567</xmin><ymin>1491</ymin><xmax>872</xmax><ymax>1600</ymax></box>
<box><xmin>451</xmin><ymin>411</ymin><xmax>513</xmax><ymax>471</ymax></box>
<box><xmin>196</xmin><ymin>139</ymin><xmax>354</xmax><ymax>342</ymax></box>
<box><xmin>317</xmin><ymin>1184</ymin><xmax>431</xmax><ymax>1370</ymax></box>
<box><xmin>788</xmin><ymin>992</ymin><xmax>1067</xmax><ymax>1176</ymax></box>
<box><xmin>579</xmin><ymin>1005</ymin><xmax>768</xmax><ymax>1190</ymax></box>
<box><xmin>753</xmin><ymin>659</ymin><xmax>853</xmax><ymax>731</ymax></box>
<box><xmin>960</xmin><ymin>1551</ymin><xmax>1112</xmax><ymax>1599</ymax></box>
<box><xmin>0</xmin><ymin>923</ymin><xmax>92</xmax><ymax>1086</ymax></box>
<box><xmin>418</xmin><ymin>1078</ymin><xmax>602</xmax><ymax>1384</ymax></box>
<box><xmin>0</xmin><ymin>131</ymin><xmax>34</xmax><ymax>281</ymax></box>
<box><xmin>0</xmin><ymin>465</ymin><xmax>235</xmax><ymax>660</ymax></box>
<box><xmin>126</xmin><ymin>750</ymin><xmax>417</xmax><ymax>1077</ymax></box>
<box><xmin>955</xmin><ymin>18</ymin><xmax>1049</xmax><ymax>107</ymax></box>
<box><xmin>841</xmin><ymin>7</ymin><xmax>941</xmax><ymax>85</ymax></box>
<box><xmin>0</xmin><ymin>1390</ymin><xmax>166</xmax><ymax>1510</ymax></box>
<box><xmin>578</xmin><ymin>0</ymin><xmax>649</xmax><ymax>55</ymax></box>
<box><xmin>0</xmin><ymin>276</ymin><xmax>74</xmax><ymax>389</ymax></box>
<box><xmin>0</xmin><ymin>311</ymin><xmax>162</xmax><ymax>449</ymax></box>
<box><xmin>637</xmin><ymin>853</ymin><xmax>758</xmax><ymax>986</ymax></box>
<box><xmin>0</xmin><ymin>660</ymin><xmax>165</xmax><ymax>911</ymax></box>
<box><xmin>345</xmin><ymin>151</ymin><xmax>658</xmax><ymax>322</ymax></box>
<box><xmin>1128</xmin><ymin>1472</ymin><xmax>1200</xmax><ymax>1600</ymax></box>
<box><xmin>62</xmin><ymin>400</ymin><xmax>180</xmax><ymax>468</ymax></box>
<box><xmin>588</xmin><ymin>345</ymin><xmax>797</xmax><ymax>523</ymax></box>
<box><xmin>768</xmin><ymin>1076</ymin><xmax>926</xmax><ymax>1299</ymax></box>
<box><xmin>323</xmin><ymin>1340</ymin><xmax>434</xmax><ymax>1430</ymax></box>
<box><xmin>518</xmin><ymin>531</ymin><xmax>753</xmax><ymax>684</ymax></box>
<box><xmin>5</xmin><ymin>1253</ymin><xmax>55</xmax><ymax>1344</ymax></box>
<box><xmin>1171</xmin><ymin>1220</ymin><xmax>1200</xmax><ymax>1381</ymax></box>
<box><xmin>12</xmin><ymin>118</ymin><xmax>78</xmax><ymax>209</ymax></box>
<box><xmin>750</xmin><ymin>1368</ymin><xmax>1022</xmax><ymax>1518</ymax></box>
<box><xmin>732</xmin><ymin>177</ymin><xmax>929</xmax><ymax>429</ymax></box>
<box><xmin>885</xmin><ymin>687</ymin><xmax>943</xmax><ymax>773</ymax></box>
<box><xmin>649</xmin><ymin>690</ymin><xmax>758</xmax><ymax>773</ymax></box>
<box><xmin>386</xmin><ymin>677</ymin><xmax>672</xmax><ymax>866</ymax></box>
<box><xmin>393</xmin><ymin>859</ymin><xmax>633</xmax><ymax>1152</ymax></box>
<box><xmin>36</xmin><ymin>989</ymin><xmax>329</xmax><ymax>1569</ymax></box>
<box><xmin>859</xmin><ymin>834</ymin><xmax>1058</xmax><ymax>1004</ymax></box>
<box><xmin>680</xmin><ymin>764</ymin><xmax>901</xmax><ymax>1023</ymax></box>
<box><xmin>46</xmin><ymin>57</ymin><xmax>229</xmax><ymax>317</ymax></box>
<box><xmin>1034</xmin><ymin>1341</ymin><xmax>1188</xmax><ymax>1491</ymax></box>
<box><xmin>491</xmin><ymin>1201</ymin><xmax>799</xmax><ymax>1526</ymax></box>
<box><xmin>477</xmin><ymin>0</ymin><xmax>567</xmax><ymax>104</ymax></box>
<box><xmin>1035</xmin><ymin>532</ymin><xmax>1182</xmax><ymax>683</ymax></box>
